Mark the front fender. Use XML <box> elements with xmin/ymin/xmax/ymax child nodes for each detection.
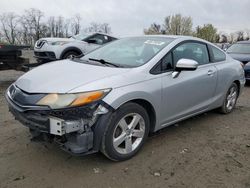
<box><xmin>102</xmin><ymin>82</ymin><xmax>162</xmax><ymax>127</ymax></box>
<box><xmin>103</xmin><ymin>84</ymin><xmax>161</xmax><ymax>109</ymax></box>
<box><xmin>92</xmin><ymin>88</ymin><xmax>160</xmax><ymax>151</ymax></box>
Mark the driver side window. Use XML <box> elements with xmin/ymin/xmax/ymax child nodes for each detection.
<box><xmin>173</xmin><ymin>42</ymin><xmax>209</xmax><ymax>65</ymax></box>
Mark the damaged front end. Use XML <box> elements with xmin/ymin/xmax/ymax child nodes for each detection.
<box><xmin>5</xmin><ymin>84</ymin><xmax>111</xmax><ymax>155</ymax></box>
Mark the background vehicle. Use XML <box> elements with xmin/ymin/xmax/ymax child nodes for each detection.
<box><xmin>6</xmin><ymin>36</ymin><xmax>245</xmax><ymax>161</ymax></box>
<box><xmin>0</xmin><ymin>44</ymin><xmax>30</xmax><ymax>71</ymax></box>
<box><xmin>214</xmin><ymin>43</ymin><xmax>230</xmax><ymax>51</ymax></box>
<box><xmin>244</xmin><ymin>63</ymin><xmax>250</xmax><ymax>83</ymax></box>
<box><xmin>227</xmin><ymin>41</ymin><xmax>250</xmax><ymax>82</ymax></box>
<box><xmin>34</xmin><ymin>32</ymin><xmax>117</xmax><ymax>63</ymax></box>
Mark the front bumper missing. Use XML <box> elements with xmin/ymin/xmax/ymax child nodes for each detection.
<box><xmin>6</xmin><ymin>92</ymin><xmax>109</xmax><ymax>155</ymax></box>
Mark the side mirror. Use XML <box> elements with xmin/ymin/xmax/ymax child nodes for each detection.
<box><xmin>172</xmin><ymin>59</ymin><xmax>199</xmax><ymax>78</ymax></box>
<box><xmin>175</xmin><ymin>59</ymin><xmax>199</xmax><ymax>71</ymax></box>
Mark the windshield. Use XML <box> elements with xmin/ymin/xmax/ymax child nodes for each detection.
<box><xmin>71</xmin><ymin>34</ymin><xmax>89</xmax><ymax>40</ymax></box>
<box><xmin>81</xmin><ymin>37</ymin><xmax>174</xmax><ymax>68</ymax></box>
<box><xmin>227</xmin><ymin>43</ymin><xmax>250</xmax><ymax>54</ymax></box>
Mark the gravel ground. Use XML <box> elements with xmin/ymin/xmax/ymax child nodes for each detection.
<box><xmin>0</xmin><ymin>51</ymin><xmax>250</xmax><ymax>188</ymax></box>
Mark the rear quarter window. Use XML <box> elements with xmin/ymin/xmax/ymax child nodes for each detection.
<box><xmin>210</xmin><ymin>45</ymin><xmax>226</xmax><ymax>62</ymax></box>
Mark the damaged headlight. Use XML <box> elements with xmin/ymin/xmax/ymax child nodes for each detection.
<box><xmin>36</xmin><ymin>89</ymin><xmax>111</xmax><ymax>109</ymax></box>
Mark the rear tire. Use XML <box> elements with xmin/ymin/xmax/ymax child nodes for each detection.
<box><xmin>219</xmin><ymin>83</ymin><xmax>238</xmax><ymax>114</ymax></box>
<box><xmin>101</xmin><ymin>102</ymin><xmax>150</xmax><ymax>161</ymax></box>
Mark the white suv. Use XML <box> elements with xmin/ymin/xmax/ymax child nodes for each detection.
<box><xmin>34</xmin><ymin>32</ymin><xmax>117</xmax><ymax>63</ymax></box>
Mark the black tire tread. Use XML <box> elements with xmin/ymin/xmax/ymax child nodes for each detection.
<box><xmin>100</xmin><ymin>102</ymin><xmax>149</xmax><ymax>161</ymax></box>
<box><xmin>219</xmin><ymin>82</ymin><xmax>238</xmax><ymax>114</ymax></box>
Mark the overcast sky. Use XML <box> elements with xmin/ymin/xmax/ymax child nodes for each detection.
<box><xmin>1</xmin><ymin>0</ymin><xmax>250</xmax><ymax>37</ymax></box>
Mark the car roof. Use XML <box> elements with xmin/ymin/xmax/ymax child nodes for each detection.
<box><xmin>134</xmin><ymin>35</ymin><xmax>194</xmax><ymax>39</ymax></box>
<box><xmin>236</xmin><ymin>40</ymin><xmax>250</xmax><ymax>44</ymax></box>
<box><xmin>128</xmin><ymin>35</ymin><xmax>212</xmax><ymax>44</ymax></box>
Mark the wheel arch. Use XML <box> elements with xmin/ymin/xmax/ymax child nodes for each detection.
<box><xmin>233</xmin><ymin>80</ymin><xmax>241</xmax><ymax>95</ymax></box>
<box><xmin>60</xmin><ymin>47</ymin><xmax>82</xmax><ymax>59</ymax></box>
<box><xmin>93</xmin><ymin>97</ymin><xmax>157</xmax><ymax>152</ymax></box>
<box><xmin>122</xmin><ymin>99</ymin><xmax>157</xmax><ymax>133</ymax></box>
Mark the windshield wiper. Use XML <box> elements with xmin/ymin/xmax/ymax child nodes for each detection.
<box><xmin>89</xmin><ymin>58</ymin><xmax>121</xmax><ymax>67</ymax></box>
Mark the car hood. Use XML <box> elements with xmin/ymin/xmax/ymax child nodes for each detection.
<box><xmin>15</xmin><ymin>60</ymin><xmax>131</xmax><ymax>94</ymax></box>
<box><xmin>227</xmin><ymin>53</ymin><xmax>250</xmax><ymax>63</ymax></box>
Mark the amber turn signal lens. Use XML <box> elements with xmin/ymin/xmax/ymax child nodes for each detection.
<box><xmin>70</xmin><ymin>91</ymin><xmax>104</xmax><ymax>107</ymax></box>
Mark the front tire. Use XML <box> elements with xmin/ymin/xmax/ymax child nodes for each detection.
<box><xmin>101</xmin><ymin>102</ymin><xmax>150</xmax><ymax>161</ymax></box>
<box><xmin>62</xmin><ymin>51</ymin><xmax>81</xmax><ymax>59</ymax></box>
<box><xmin>220</xmin><ymin>83</ymin><xmax>238</xmax><ymax>114</ymax></box>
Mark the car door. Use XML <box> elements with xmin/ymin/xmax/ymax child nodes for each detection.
<box><xmin>160</xmin><ymin>41</ymin><xmax>217</xmax><ymax>126</ymax></box>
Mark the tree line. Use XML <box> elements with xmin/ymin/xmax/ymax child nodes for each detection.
<box><xmin>0</xmin><ymin>8</ymin><xmax>112</xmax><ymax>46</ymax></box>
<box><xmin>144</xmin><ymin>14</ymin><xmax>250</xmax><ymax>43</ymax></box>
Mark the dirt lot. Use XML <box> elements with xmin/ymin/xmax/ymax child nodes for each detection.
<box><xmin>0</xmin><ymin>52</ymin><xmax>250</xmax><ymax>188</ymax></box>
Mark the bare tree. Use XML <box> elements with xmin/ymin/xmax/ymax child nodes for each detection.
<box><xmin>220</xmin><ymin>34</ymin><xmax>228</xmax><ymax>43</ymax></box>
<box><xmin>0</xmin><ymin>12</ymin><xmax>19</xmax><ymax>44</ymax></box>
<box><xmin>22</xmin><ymin>8</ymin><xmax>44</xmax><ymax>42</ymax></box>
<box><xmin>244</xmin><ymin>30</ymin><xmax>250</xmax><ymax>40</ymax></box>
<box><xmin>48</xmin><ymin>16</ymin><xmax>55</xmax><ymax>37</ymax></box>
<box><xmin>144</xmin><ymin>14</ymin><xmax>193</xmax><ymax>36</ymax></box>
<box><xmin>71</xmin><ymin>14</ymin><xmax>81</xmax><ymax>35</ymax></box>
<box><xmin>0</xmin><ymin>8</ymin><xmax>113</xmax><ymax>45</ymax></box>
<box><xmin>63</xmin><ymin>18</ymin><xmax>71</xmax><ymax>37</ymax></box>
<box><xmin>100</xmin><ymin>23</ymin><xmax>111</xmax><ymax>34</ymax></box>
<box><xmin>164</xmin><ymin>14</ymin><xmax>193</xmax><ymax>35</ymax></box>
<box><xmin>144</xmin><ymin>23</ymin><xmax>163</xmax><ymax>34</ymax></box>
<box><xmin>55</xmin><ymin>16</ymin><xmax>64</xmax><ymax>37</ymax></box>
<box><xmin>236</xmin><ymin>31</ymin><xmax>244</xmax><ymax>41</ymax></box>
<box><xmin>229</xmin><ymin>33</ymin><xmax>235</xmax><ymax>43</ymax></box>
<box><xmin>85</xmin><ymin>22</ymin><xmax>112</xmax><ymax>34</ymax></box>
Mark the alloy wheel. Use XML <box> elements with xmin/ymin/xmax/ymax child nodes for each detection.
<box><xmin>112</xmin><ymin>113</ymin><xmax>145</xmax><ymax>155</ymax></box>
<box><xmin>226</xmin><ymin>86</ymin><xmax>237</xmax><ymax>111</ymax></box>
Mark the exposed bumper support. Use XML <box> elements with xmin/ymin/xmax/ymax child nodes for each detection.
<box><xmin>5</xmin><ymin>90</ymin><xmax>111</xmax><ymax>155</ymax></box>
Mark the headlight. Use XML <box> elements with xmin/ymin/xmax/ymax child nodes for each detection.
<box><xmin>49</xmin><ymin>41</ymin><xmax>69</xmax><ymax>46</ymax></box>
<box><xmin>36</xmin><ymin>89</ymin><xmax>111</xmax><ymax>109</ymax></box>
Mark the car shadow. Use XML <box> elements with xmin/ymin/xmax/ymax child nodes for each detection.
<box><xmin>36</xmin><ymin>109</ymin><xmax>224</xmax><ymax>164</ymax></box>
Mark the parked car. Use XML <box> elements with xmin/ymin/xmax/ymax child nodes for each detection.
<box><xmin>244</xmin><ymin>63</ymin><xmax>250</xmax><ymax>83</ymax></box>
<box><xmin>6</xmin><ymin>36</ymin><xmax>245</xmax><ymax>161</ymax></box>
<box><xmin>226</xmin><ymin>40</ymin><xmax>250</xmax><ymax>82</ymax></box>
<box><xmin>214</xmin><ymin>43</ymin><xmax>230</xmax><ymax>51</ymax></box>
<box><xmin>34</xmin><ymin>32</ymin><xmax>117</xmax><ymax>63</ymax></box>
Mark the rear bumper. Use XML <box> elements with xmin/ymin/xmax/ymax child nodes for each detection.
<box><xmin>5</xmin><ymin>91</ymin><xmax>109</xmax><ymax>155</ymax></box>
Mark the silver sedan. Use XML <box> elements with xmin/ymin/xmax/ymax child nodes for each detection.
<box><xmin>6</xmin><ymin>35</ymin><xmax>245</xmax><ymax>161</ymax></box>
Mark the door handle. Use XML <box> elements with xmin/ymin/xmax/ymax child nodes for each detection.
<box><xmin>207</xmin><ymin>70</ymin><xmax>215</xmax><ymax>76</ymax></box>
